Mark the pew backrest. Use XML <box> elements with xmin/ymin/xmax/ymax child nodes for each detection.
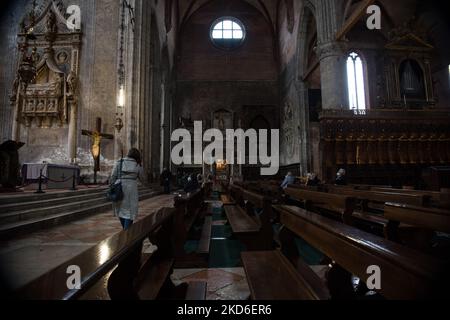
<box><xmin>284</xmin><ymin>187</ymin><xmax>355</xmax><ymax>221</ymax></box>
<box><xmin>15</xmin><ymin>207</ymin><xmax>175</xmax><ymax>300</ymax></box>
<box><xmin>273</xmin><ymin>205</ymin><xmax>447</xmax><ymax>299</ymax></box>
<box><xmin>326</xmin><ymin>185</ymin><xmax>430</xmax><ymax>207</ymax></box>
<box><xmin>385</xmin><ymin>202</ymin><xmax>450</xmax><ymax>234</ymax></box>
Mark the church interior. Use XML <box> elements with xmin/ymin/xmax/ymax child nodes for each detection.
<box><xmin>0</xmin><ymin>0</ymin><xmax>450</xmax><ymax>301</ymax></box>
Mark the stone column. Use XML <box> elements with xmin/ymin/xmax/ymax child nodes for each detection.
<box><xmin>316</xmin><ymin>41</ymin><xmax>348</xmax><ymax>109</ymax></box>
<box><xmin>67</xmin><ymin>101</ymin><xmax>78</xmax><ymax>162</ymax></box>
<box><xmin>315</xmin><ymin>0</ymin><xmax>348</xmax><ymax>110</ymax></box>
<box><xmin>160</xmin><ymin>82</ymin><xmax>166</xmax><ymax>171</ymax></box>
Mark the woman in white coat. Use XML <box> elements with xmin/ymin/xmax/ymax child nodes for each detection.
<box><xmin>110</xmin><ymin>148</ymin><xmax>143</xmax><ymax>230</ymax></box>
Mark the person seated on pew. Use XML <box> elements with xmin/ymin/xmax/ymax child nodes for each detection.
<box><xmin>110</xmin><ymin>148</ymin><xmax>143</xmax><ymax>230</ymax></box>
<box><xmin>184</xmin><ymin>173</ymin><xmax>199</xmax><ymax>193</ymax></box>
<box><xmin>335</xmin><ymin>168</ymin><xmax>347</xmax><ymax>186</ymax></box>
<box><xmin>281</xmin><ymin>172</ymin><xmax>296</xmax><ymax>189</ymax></box>
<box><xmin>306</xmin><ymin>173</ymin><xmax>321</xmax><ymax>187</ymax></box>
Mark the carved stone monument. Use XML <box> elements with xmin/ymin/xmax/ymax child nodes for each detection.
<box><xmin>10</xmin><ymin>0</ymin><xmax>82</xmax><ymax>162</ymax></box>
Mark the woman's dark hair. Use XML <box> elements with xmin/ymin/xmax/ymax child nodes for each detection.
<box><xmin>128</xmin><ymin>148</ymin><xmax>142</xmax><ymax>165</ymax></box>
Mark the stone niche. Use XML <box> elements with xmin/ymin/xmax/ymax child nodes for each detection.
<box><xmin>10</xmin><ymin>0</ymin><xmax>81</xmax><ymax>163</ymax></box>
<box><xmin>22</xmin><ymin>52</ymin><xmax>66</xmax><ymax>128</ymax></box>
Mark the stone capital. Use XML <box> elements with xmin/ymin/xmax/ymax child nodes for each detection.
<box><xmin>316</xmin><ymin>41</ymin><xmax>347</xmax><ymax>60</ymax></box>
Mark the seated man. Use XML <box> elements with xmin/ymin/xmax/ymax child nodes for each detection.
<box><xmin>306</xmin><ymin>173</ymin><xmax>320</xmax><ymax>187</ymax></box>
<box><xmin>281</xmin><ymin>172</ymin><xmax>296</xmax><ymax>189</ymax></box>
<box><xmin>335</xmin><ymin>168</ymin><xmax>347</xmax><ymax>186</ymax></box>
<box><xmin>184</xmin><ymin>174</ymin><xmax>199</xmax><ymax>193</ymax></box>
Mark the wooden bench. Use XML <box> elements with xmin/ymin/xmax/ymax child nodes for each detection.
<box><xmin>14</xmin><ymin>207</ymin><xmax>206</xmax><ymax>300</ymax></box>
<box><xmin>221</xmin><ymin>193</ymin><xmax>236</xmax><ymax>206</ymax></box>
<box><xmin>383</xmin><ymin>203</ymin><xmax>450</xmax><ymax>255</ymax></box>
<box><xmin>173</xmin><ymin>188</ymin><xmax>205</xmax><ymax>249</ymax></box>
<box><xmin>284</xmin><ymin>187</ymin><xmax>356</xmax><ymax>225</ymax></box>
<box><xmin>270</xmin><ymin>205</ymin><xmax>448</xmax><ymax>299</ymax></box>
<box><xmin>385</xmin><ymin>203</ymin><xmax>450</xmax><ymax>234</ymax></box>
<box><xmin>202</xmin><ymin>182</ymin><xmax>213</xmax><ymax>200</ymax></box>
<box><xmin>370</xmin><ymin>187</ymin><xmax>450</xmax><ymax>209</ymax></box>
<box><xmin>325</xmin><ymin>185</ymin><xmax>431</xmax><ymax>210</ymax></box>
<box><xmin>173</xmin><ymin>187</ymin><xmax>211</xmax><ymax>267</ymax></box>
<box><xmin>224</xmin><ymin>185</ymin><xmax>273</xmax><ymax>250</ymax></box>
<box><xmin>242</xmin><ymin>250</ymin><xmax>330</xmax><ymax>300</ymax></box>
<box><xmin>322</xmin><ymin>186</ymin><xmax>450</xmax><ymax>252</ymax></box>
<box><xmin>234</xmin><ymin>181</ymin><xmax>284</xmax><ymax>203</ymax></box>
<box><xmin>197</xmin><ymin>216</ymin><xmax>212</xmax><ymax>255</ymax></box>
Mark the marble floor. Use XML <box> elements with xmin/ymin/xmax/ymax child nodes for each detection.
<box><xmin>172</xmin><ymin>268</ymin><xmax>250</xmax><ymax>300</ymax></box>
<box><xmin>0</xmin><ymin>194</ymin><xmax>250</xmax><ymax>299</ymax></box>
<box><xmin>0</xmin><ymin>194</ymin><xmax>174</xmax><ymax>290</ymax></box>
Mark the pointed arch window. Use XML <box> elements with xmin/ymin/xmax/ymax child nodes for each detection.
<box><xmin>346</xmin><ymin>52</ymin><xmax>367</xmax><ymax>110</ymax></box>
<box><xmin>448</xmin><ymin>64</ymin><xmax>450</xmax><ymax>89</ymax></box>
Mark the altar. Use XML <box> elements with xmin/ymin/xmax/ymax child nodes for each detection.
<box><xmin>22</xmin><ymin>163</ymin><xmax>80</xmax><ymax>189</ymax></box>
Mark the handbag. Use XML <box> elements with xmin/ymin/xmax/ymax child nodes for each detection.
<box><xmin>107</xmin><ymin>159</ymin><xmax>124</xmax><ymax>202</ymax></box>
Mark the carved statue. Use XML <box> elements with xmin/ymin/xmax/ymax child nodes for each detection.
<box><xmin>46</xmin><ymin>11</ymin><xmax>56</xmax><ymax>34</ymax></box>
<box><xmin>67</xmin><ymin>70</ymin><xmax>77</xmax><ymax>96</ymax></box>
<box><xmin>0</xmin><ymin>140</ymin><xmax>25</xmax><ymax>190</ymax></box>
<box><xmin>26</xmin><ymin>100</ymin><xmax>35</xmax><ymax>112</ymax></box>
<box><xmin>31</xmin><ymin>47</ymin><xmax>40</xmax><ymax>64</ymax></box>
<box><xmin>284</xmin><ymin>102</ymin><xmax>293</xmax><ymax>121</ymax></box>
<box><xmin>11</xmin><ymin>76</ymin><xmax>20</xmax><ymax>99</ymax></box>
<box><xmin>47</xmin><ymin>100</ymin><xmax>56</xmax><ymax>112</ymax></box>
<box><xmin>36</xmin><ymin>100</ymin><xmax>45</xmax><ymax>112</ymax></box>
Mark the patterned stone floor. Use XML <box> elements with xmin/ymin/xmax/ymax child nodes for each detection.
<box><xmin>0</xmin><ymin>194</ymin><xmax>250</xmax><ymax>299</ymax></box>
<box><xmin>0</xmin><ymin>194</ymin><xmax>175</xmax><ymax>291</ymax></box>
<box><xmin>172</xmin><ymin>268</ymin><xmax>250</xmax><ymax>300</ymax></box>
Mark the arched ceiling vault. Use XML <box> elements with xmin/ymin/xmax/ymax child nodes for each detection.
<box><xmin>177</xmin><ymin>0</ymin><xmax>279</xmax><ymax>34</ymax></box>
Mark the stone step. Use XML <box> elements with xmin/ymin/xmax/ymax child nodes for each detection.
<box><xmin>0</xmin><ymin>190</ymin><xmax>158</xmax><ymax>240</ymax></box>
<box><xmin>0</xmin><ymin>187</ymin><xmax>108</xmax><ymax>205</ymax></box>
<box><xmin>0</xmin><ymin>188</ymin><xmax>155</xmax><ymax>224</ymax></box>
<box><xmin>0</xmin><ymin>189</ymin><xmax>108</xmax><ymax>214</ymax></box>
<box><xmin>0</xmin><ymin>185</ymin><xmax>149</xmax><ymax>205</ymax></box>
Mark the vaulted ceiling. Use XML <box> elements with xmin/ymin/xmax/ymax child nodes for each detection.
<box><xmin>177</xmin><ymin>0</ymin><xmax>279</xmax><ymax>31</ymax></box>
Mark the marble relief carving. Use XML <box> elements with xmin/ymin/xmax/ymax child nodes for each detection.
<box><xmin>282</xmin><ymin>101</ymin><xmax>295</xmax><ymax>159</ymax></box>
<box><xmin>11</xmin><ymin>1</ymin><xmax>81</xmax><ymax>130</ymax></box>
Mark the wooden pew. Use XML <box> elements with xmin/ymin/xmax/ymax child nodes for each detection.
<box><xmin>173</xmin><ymin>187</ymin><xmax>211</xmax><ymax>267</ymax></box>
<box><xmin>242</xmin><ymin>250</ymin><xmax>330</xmax><ymax>300</ymax></box>
<box><xmin>385</xmin><ymin>203</ymin><xmax>450</xmax><ymax>235</ymax></box>
<box><xmin>371</xmin><ymin>187</ymin><xmax>449</xmax><ymax>209</ymax></box>
<box><xmin>325</xmin><ymin>185</ymin><xmax>431</xmax><ymax>209</ymax></box>
<box><xmin>284</xmin><ymin>187</ymin><xmax>356</xmax><ymax>225</ymax></box>
<box><xmin>203</xmin><ymin>181</ymin><xmax>213</xmax><ymax>198</ymax></box>
<box><xmin>384</xmin><ymin>203</ymin><xmax>450</xmax><ymax>256</ymax></box>
<box><xmin>335</xmin><ymin>184</ymin><xmax>446</xmax><ymax>208</ymax></box>
<box><xmin>234</xmin><ymin>181</ymin><xmax>284</xmax><ymax>203</ymax></box>
<box><xmin>287</xmin><ymin>186</ymin><xmax>450</xmax><ymax>254</ymax></box>
<box><xmin>14</xmin><ymin>207</ymin><xmax>206</xmax><ymax>300</ymax></box>
<box><xmin>323</xmin><ymin>185</ymin><xmax>440</xmax><ymax>235</ymax></box>
<box><xmin>224</xmin><ymin>185</ymin><xmax>273</xmax><ymax>250</ymax></box>
<box><xmin>269</xmin><ymin>205</ymin><xmax>448</xmax><ymax>299</ymax></box>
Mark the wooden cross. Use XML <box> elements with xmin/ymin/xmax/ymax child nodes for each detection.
<box><xmin>82</xmin><ymin>118</ymin><xmax>114</xmax><ymax>184</ymax></box>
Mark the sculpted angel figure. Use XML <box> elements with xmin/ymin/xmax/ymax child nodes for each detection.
<box><xmin>67</xmin><ymin>71</ymin><xmax>77</xmax><ymax>96</ymax></box>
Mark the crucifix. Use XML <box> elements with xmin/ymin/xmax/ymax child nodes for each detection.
<box><xmin>82</xmin><ymin>118</ymin><xmax>114</xmax><ymax>184</ymax></box>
